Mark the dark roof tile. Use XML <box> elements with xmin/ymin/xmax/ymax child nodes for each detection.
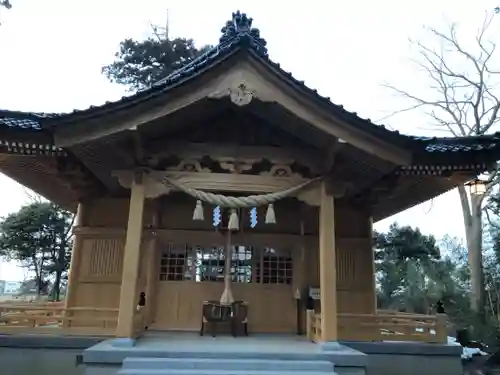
<box><xmin>0</xmin><ymin>11</ymin><xmax>420</xmax><ymax>145</ymax></box>
<box><xmin>0</xmin><ymin>111</ymin><xmax>58</xmax><ymax>131</ymax></box>
<box><xmin>39</xmin><ymin>10</ymin><xmax>408</xmax><ymax>138</ymax></box>
<box><xmin>413</xmin><ymin>133</ymin><xmax>500</xmax><ymax>153</ymax></box>
<box><xmin>0</xmin><ymin>116</ymin><xmax>41</xmax><ymax>130</ymax></box>
<box><xmin>2</xmin><ymin>10</ymin><xmax>500</xmax><ymax>159</ymax></box>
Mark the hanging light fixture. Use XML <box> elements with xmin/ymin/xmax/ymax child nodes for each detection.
<box><xmin>465</xmin><ymin>178</ymin><xmax>487</xmax><ymax>196</ymax></box>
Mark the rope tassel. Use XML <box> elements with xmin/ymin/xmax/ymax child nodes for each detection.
<box><xmin>192</xmin><ymin>200</ymin><xmax>204</xmax><ymax>221</ymax></box>
<box><xmin>265</xmin><ymin>203</ymin><xmax>276</xmax><ymax>224</ymax></box>
<box><xmin>228</xmin><ymin>209</ymin><xmax>239</xmax><ymax>230</ymax></box>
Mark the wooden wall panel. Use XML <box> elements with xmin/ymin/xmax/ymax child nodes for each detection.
<box><xmin>72</xmin><ymin>236</ymin><xmax>148</xmax><ymax>311</ymax></box>
<box><xmin>336</xmin><ymin>238</ymin><xmax>373</xmax><ymax>289</ymax></box>
<box><xmin>153</xmin><ymin>281</ymin><xmax>295</xmax><ymax>333</ymax></box>
<box><xmin>88</xmin><ymin>238</ymin><xmax>123</xmax><ymax>278</ymax></box>
<box><xmin>80</xmin><ymin>238</ymin><xmax>124</xmax><ymax>281</ymax></box>
<box><xmin>158</xmin><ymin>194</ymin><xmax>316</xmax><ymax>235</ymax></box>
<box><xmin>84</xmin><ymin>195</ymin><xmax>316</xmax><ymax>236</ymax></box>
<box><xmin>75</xmin><ymin>282</ymin><xmax>121</xmax><ymax>309</ymax></box>
<box><xmin>72</xmin><ymin>190</ymin><xmax>377</xmax><ymax>330</ymax></box>
<box><xmin>85</xmin><ymin>197</ymin><xmax>155</xmax><ymax>228</ymax></box>
<box><xmin>304</xmin><ymin>203</ymin><xmax>376</xmax><ymax>315</ymax></box>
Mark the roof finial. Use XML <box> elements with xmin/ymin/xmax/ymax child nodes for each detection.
<box><xmin>219</xmin><ymin>10</ymin><xmax>268</xmax><ymax>55</ymax></box>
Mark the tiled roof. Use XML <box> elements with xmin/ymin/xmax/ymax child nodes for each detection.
<box><xmin>0</xmin><ymin>116</ymin><xmax>41</xmax><ymax>130</ymax></box>
<box><xmin>34</xmin><ymin>10</ymin><xmax>414</xmax><ymax>144</ymax></box>
<box><xmin>0</xmin><ymin>110</ymin><xmax>58</xmax><ymax>131</ymax></box>
<box><xmin>2</xmin><ymin>106</ymin><xmax>499</xmax><ymax>156</ymax></box>
<box><xmin>413</xmin><ymin>133</ymin><xmax>500</xmax><ymax>153</ymax></box>
<box><xmin>1</xmin><ymin>11</ymin><xmax>500</xmax><ymax>159</ymax></box>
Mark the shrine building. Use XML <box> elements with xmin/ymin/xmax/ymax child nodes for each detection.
<box><xmin>1</xmin><ymin>11</ymin><xmax>499</xmax><ymax>349</ymax></box>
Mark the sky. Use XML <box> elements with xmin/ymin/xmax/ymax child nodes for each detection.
<box><xmin>0</xmin><ymin>0</ymin><xmax>499</xmax><ymax>280</ymax></box>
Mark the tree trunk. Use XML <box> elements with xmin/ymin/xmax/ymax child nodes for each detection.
<box><xmin>52</xmin><ymin>244</ymin><xmax>66</xmax><ymax>302</ymax></box>
<box><xmin>53</xmin><ymin>269</ymin><xmax>61</xmax><ymax>301</ymax></box>
<box><xmin>36</xmin><ymin>276</ymin><xmax>43</xmax><ymax>300</ymax></box>
<box><xmin>32</xmin><ymin>258</ymin><xmax>43</xmax><ymax>299</ymax></box>
<box><xmin>458</xmin><ymin>185</ymin><xmax>485</xmax><ymax>315</ymax></box>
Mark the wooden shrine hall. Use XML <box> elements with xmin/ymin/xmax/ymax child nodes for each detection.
<box><xmin>1</xmin><ymin>11</ymin><xmax>500</xmax><ymax>345</ymax></box>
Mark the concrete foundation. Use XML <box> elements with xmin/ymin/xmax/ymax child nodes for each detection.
<box><xmin>343</xmin><ymin>341</ymin><xmax>463</xmax><ymax>375</ymax></box>
<box><xmin>83</xmin><ymin>333</ymin><xmax>365</xmax><ymax>375</ymax></box>
<box><xmin>0</xmin><ymin>333</ymin><xmax>463</xmax><ymax>375</ymax></box>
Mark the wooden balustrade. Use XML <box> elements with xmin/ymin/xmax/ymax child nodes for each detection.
<box><xmin>0</xmin><ymin>304</ymin><xmax>118</xmax><ymax>336</ymax></box>
<box><xmin>306</xmin><ymin>310</ymin><xmax>447</xmax><ymax>343</ymax></box>
<box><xmin>0</xmin><ymin>301</ymin><xmax>447</xmax><ymax>343</ymax></box>
<box><xmin>338</xmin><ymin>312</ymin><xmax>447</xmax><ymax>343</ymax></box>
<box><xmin>306</xmin><ymin>310</ymin><xmax>322</xmax><ymax>342</ymax></box>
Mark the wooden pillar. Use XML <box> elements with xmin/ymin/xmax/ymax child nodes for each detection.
<box><xmin>319</xmin><ymin>181</ymin><xmax>337</xmax><ymax>342</ymax></box>
<box><xmin>144</xmin><ymin>239</ymin><xmax>157</xmax><ymax>326</ymax></box>
<box><xmin>369</xmin><ymin>216</ymin><xmax>377</xmax><ymax>312</ymax></box>
<box><xmin>295</xmin><ymin>216</ymin><xmax>307</xmax><ymax>334</ymax></box>
<box><xmin>116</xmin><ymin>175</ymin><xmax>146</xmax><ymax>338</ymax></box>
<box><xmin>144</xmin><ymin>205</ymin><xmax>159</xmax><ymax>327</ymax></box>
<box><xmin>64</xmin><ymin>202</ymin><xmax>86</xmax><ymax>310</ymax></box>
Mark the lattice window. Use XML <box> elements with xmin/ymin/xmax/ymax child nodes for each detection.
<box><xmin>231</xmin><ymin>246</ymin><xmax>253</xmax><ymax>283</ymax></box>
<box><xmin>158</xmin><ymin>244</ymin><xmax>256</xmax><ymax>283</ymax></box>
<box><xmin>197</xmin><ymin>246</ymin><xmax>226</xmax><ymax>282</ymax></box>
<box><xmin>159</xmin><ymin>244</ymin><xmax>192</xmax><ymax>281</ymax></box>
<box><xmin>191</xmin><ymin>245</ymin><xmax>254</xmax><ymax>283</ymax></box>
<box><xmin>255</xmin><ymin>248</ymin><xmax>293</xmax><ymax>284</ymax></box>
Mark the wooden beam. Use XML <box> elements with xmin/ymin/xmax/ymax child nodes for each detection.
<box><xmin>73</xmin><ymin>227</ymin><xmax>319</xmax><ymax>247</ymax></box>
<box><xmin>112</xmin><ymin>169</ymin><xmax>311</xmax><ymax>198</ymax></box>
<box><xmin>0</xmin><ymin>129</ymin><xmax>53</xmax><ymax>144</ymax></box>
<box><xmin>323</xmin><ymin>138</ymin><xmax>340</xmax><ymax>173</ymax></box>
<box><xmin>145</xmin><ymin>141</ymin><xmax>323</xmax><ymax>174</ymax></box>
<box><xmin>53</xmin><ymin>70</ymin><xmax>232</xmax><ymax>147</ymax></box>
<box><xmin>244</xmin><ymin>60</ymin><xmax>413</xmax><ymax>165</ymax></box>
<box><xmin>132</xmin><ymin>130</ymin><xmax>146</xmax><ymax>166</ymax></box>
<box><xmin>53</xmin><ymin>61</ymin><xmax>412</xmax><ymax>165</ymax></box>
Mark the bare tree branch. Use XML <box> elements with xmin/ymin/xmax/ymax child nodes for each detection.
<box><xmin>484</xmin><ymin>208</ymin><xmax>500</xmax><ymax>229</ymax></box>
<box><xmin>384</xmin><ymin>14</ymin><xmax>500</xmax><ymax>140</ymax></box>
<box><xmin>384</xmin><ymin>13</ymin><xmax>500</xmax><ymax>313</ymax></box>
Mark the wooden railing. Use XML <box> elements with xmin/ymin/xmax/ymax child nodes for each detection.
<box><xmin>0</xmin><ymin>304</ymin><xmax>118</xmax><ymax>336</ymax></box>
<box><xmin>338</xmin><ymin>312</ymin><xmax>447</xmax><ymax>343</ymax></box>
<box><xmin>306</xmin><ymin>310</ymin><xmax>447</xmax><ymax>343</ymax></box>
<box><xmin>306</xmin><ymin>310</ymin><xmax>322</xmax><ymax>342</ymax></box>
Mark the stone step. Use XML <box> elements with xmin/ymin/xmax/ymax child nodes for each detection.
<box><xmin>122</xmin><ymin>357</ymin><xmax>334</xmax><ymax>372</ymax></box>
<box><xmin>119</xmin><ymin>370</ymin><xmax>337</xmax><ymax>375</ymax></box>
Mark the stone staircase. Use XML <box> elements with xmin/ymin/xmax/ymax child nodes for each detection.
<box><xmin>117</xmin><ymin>357</ymin><xmax>337</xmax><ymax>375</ymax></box>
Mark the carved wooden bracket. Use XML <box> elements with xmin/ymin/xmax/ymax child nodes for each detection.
<box><xmin>167</xmin><ymin>160</ymin><xmax>210</xmax><ymax>173</ymax></box>
<box><xmin>112</xmin><ymin>170</ymin><xmax>170</xmax><ymax>199</ymax></box>
<box><xmin>296</xmin><ymin>186</ymin><xmax>321</xmax><ymax>206</ymax></box>
<box><xmin>260</xmin><ymin>165</ymin><xmax>302</xmax><ymax>179</ymax></box>
<box><xmin>145</xmin><ymin>142</ymin><xmax>323</xmax><ymax>175</ymax></box>
<box><xmin>218</xmin><ymin>158</ymin><xmax>258</xmax><ymax>174</ymax></box>
<box><xmin>295</xmin><ymin>180</ymin><xmax>347</xmax><ymax>206</ymax></box>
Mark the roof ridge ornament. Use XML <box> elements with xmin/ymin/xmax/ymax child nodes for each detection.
<box><xmin>219</xmin><ymin>10</ymin><xmax>268</xmax><ymax>55</ymax></box>
<box><xmin>208</xmin><ymin>80</ymin><xmax>257</xmax><ymax>107</ymax></box>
